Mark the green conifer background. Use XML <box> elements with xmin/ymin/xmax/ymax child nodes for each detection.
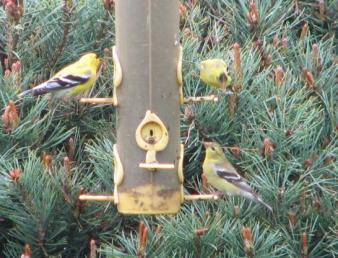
<box><xmin>0</xmin><ymin>0</ymin><xmax>337</xmax><ymax>257</ymax></box>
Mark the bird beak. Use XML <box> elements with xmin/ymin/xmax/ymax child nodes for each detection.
<box><xmin>227</xmin><ymin>75</ymin><xmax>232</xmax><ymax>86</ymax></box>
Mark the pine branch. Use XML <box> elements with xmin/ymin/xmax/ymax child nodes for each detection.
<box><xmin>44</xmin><ymin>0</ymin><xmax>73</xmax><ymax>73</ymax></box>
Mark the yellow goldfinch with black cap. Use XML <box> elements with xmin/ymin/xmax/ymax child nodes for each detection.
<box><xmin>18</xmin><ymin>53</ymin><xmax>101</xmax><ymax>98</ymax></box>
<box><xmin>203</xmin><ymin>141</ymin><xmax>273</xmax><ymax>212</ymax></box>
<box><xmin>199</xmin><ymin>59</ymin><xmax>232</xmax><ymax>90</ymax></box>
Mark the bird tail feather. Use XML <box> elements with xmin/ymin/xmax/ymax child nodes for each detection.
<box><xmin>17</xmin><ymin>89</ymin><xmax>32</xmax><ymax>98</ymax></box>
<box><xmin>242</xmin><ymin>191</ymin><xmax>273</xmax><ymax>212</ymax></box>
<box><xmin>255</xmin><ymin>196</ymin><xmax>273</xmax><ymax>212</ymax></box>
<box><xmin>18</xmin><ymin>81</ymin><xmax>49</xmax><ymax>98</ymax></box>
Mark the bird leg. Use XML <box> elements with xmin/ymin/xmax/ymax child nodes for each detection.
<box><xmin>221</xmin><ymin>87</ymin><xmax>234</xmax><ymax>95</ymax></box>
<box><xmin>201</xmin><ymin>174</ymin><xmax>208</xmax><ymax>193</ymax></box>
<box><xmin>202</xmin><ymin>174</ymin><xmax>225</xmax><ymax>197</ymax></box>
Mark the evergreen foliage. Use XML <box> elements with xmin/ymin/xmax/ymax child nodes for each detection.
<box><xmin>0</xmin><ymin>0</ymin><xmax>337</xmax><ymax>257</ymax></box>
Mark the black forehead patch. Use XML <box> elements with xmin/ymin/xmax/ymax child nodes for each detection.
<box><xmin>219</xmin><ymin>72</ymin><xmax>227</xmax><ymax>82</ymax></box>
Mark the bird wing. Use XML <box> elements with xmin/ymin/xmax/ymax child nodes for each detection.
<box><xmin>213</xmin><ymin>164</ymin><xmax>256</xmax><ymax>194</ymax></box>
<box><xmin>211</xmin><ymin>163</ymin><xmax>273</xmax><ymax>212</ymax></box>
<box><xmin>31</xmin><ymin>73</ymin><xmax>91</xmax><ymax>96</ymax></box>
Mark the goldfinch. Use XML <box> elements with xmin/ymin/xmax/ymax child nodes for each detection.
<box><xmin>18</xmin><ymin>53</ymin><xmax>101</xmax><ymax>98</ymax></box>
<box><xmin>202</xmin><ymin>141</ymin><xmax>273</xmax><ymax>212</ymax></box>
<box><xmin>199</xmin><ymin>59</ymin><xmax>232</xmax><ymax>89</ymax></box>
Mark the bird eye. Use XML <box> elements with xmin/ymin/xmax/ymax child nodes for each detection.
<box><xmin>211</xmin><ymin>147</ymin><xmax>216</xmax><ymax>151</ymax></box>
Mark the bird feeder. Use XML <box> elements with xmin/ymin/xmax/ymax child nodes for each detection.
<box><xmin>80</xmin><ymin>0</ymin><xmax>218</xmax><ymax>214</ymax></box>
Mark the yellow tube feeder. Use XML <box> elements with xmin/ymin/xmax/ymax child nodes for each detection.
<box><xmin>79</xmin><ymin>0</ymin><xmax>220</xmax><ymax>214</ymax></box>
<box><xmin>113</xmin><ymin>0</ymin><xmax>182</xmax><ymax>214</ymax></box>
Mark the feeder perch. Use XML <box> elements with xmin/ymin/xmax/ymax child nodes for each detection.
<box><xmin>80</xmin><ymin>97</ymin><xmax>114</xmax><ymax>105</ymax></box>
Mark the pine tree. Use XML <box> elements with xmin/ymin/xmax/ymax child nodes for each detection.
<box><xmin>0</xmin><ymin>0</ymin><xmax>337</xmax><ymax>257</ymax></box>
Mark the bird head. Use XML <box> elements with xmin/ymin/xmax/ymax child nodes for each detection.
<box><xmin>203</xmin><ymin>141</ymin><xmax>225</xmax><ymax>160</ymax></box>
<box><xmin>79</xmin><ymin>53</ymin><xmax>101</xmax><ymax>69</ymax></box>
<box><xmin>199</xmin><ymin>59</ymin><xmax>232</xmax><ymax>89</ymax></box>
<box><xmin>219</xmin><ymin>71</ymin><xmax>232</xmax><ymax>88</ymax></box>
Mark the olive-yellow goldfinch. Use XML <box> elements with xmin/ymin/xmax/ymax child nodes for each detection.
<box><xmin>18</xmin><ymin>53</ymin><xmax>101</xmax><ymax>98</ymax></box>
<box><xmin>202</xmin><ymin>142</ymin><xmax>273</xmax><ymax>212</ymax></box>
<box><xmin>199</xmin><ymin>59</ymin><xmax>232</xmax><ymax>89</ymax></box>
